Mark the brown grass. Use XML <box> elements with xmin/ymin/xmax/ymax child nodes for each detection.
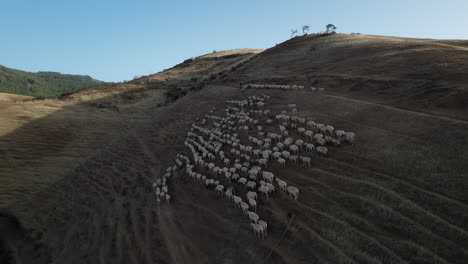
<box><xmin>1</xmin><ymin>35</ymin><xmax>467</xmax><ymax>263</ymax></box>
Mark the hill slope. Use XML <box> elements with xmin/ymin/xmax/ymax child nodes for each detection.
<box><xmin>222</xmin><ymin>34</ymin><xmax>468</xmax><ymax>120</ymax></box>
<box><xmin>1</xmin><ymin>37</ymin><xmax>468</xmax><ymax>263</ymax></box>
<box><xmin>0</xmin><ymin>65</ymin><xmax>103</xmax><ymax>97</ymax></box>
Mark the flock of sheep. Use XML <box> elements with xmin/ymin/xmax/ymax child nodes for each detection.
<box><xmin>241</xmin><ymin>83</ymin><xmax>326</xmax><ymax>92</ymax></box>
<box><xmin>152</xmin><ymin>91</ymin><xmax>355</xmax><ymax>238</ymax></box>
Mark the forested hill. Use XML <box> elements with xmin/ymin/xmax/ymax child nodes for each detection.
<box><xmin>0</xmin><ymin>65</ymin><xmax>103</xmax><ymax>97</ymax></box>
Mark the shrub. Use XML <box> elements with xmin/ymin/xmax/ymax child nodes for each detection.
<box><xmin>164</xmin><ymin>87</ymin><xmax>187</xmax><ymax>102</ymax></box>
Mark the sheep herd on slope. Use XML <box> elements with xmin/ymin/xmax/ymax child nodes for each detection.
<box><xmin>241</xmin><ymin>83</ymin><xmax>326</xmax><ymax>92</ymax></box>
<box><xmin>152</xmin><ymin>92</ymin><xmax>356</xmax><ymax>239</ymax></box>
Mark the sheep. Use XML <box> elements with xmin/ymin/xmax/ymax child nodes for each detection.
<box><xmin>289</xmin><ymin>145</ymin><xmax>299</xmax><ymax>154</ymax></box>
<box><xmin>287</xmin><ymin>186</ymin><xmax>299</xmax><ymax>200</ymax></box>
<box><xmin>301</xmin><ymin>156</ymin><xmax>311</xmax><ymax>166</ymax></box>
<box><xmin>246</xmin><ymin>191</ymin><xmax>257</xmax><ymax>201</ymax></box>
<box><xmin>316</xmin><ymin>137</ymin><xmax>326</xmax><ymax>146</ymax></box>
<box><xmin>306</xmin><ymin>121</ymin><xmax>316</xmax><ymax>130</ymax></box>
<box><xmin>258</xmin><ymin>220</ymin><xmax>268</xmax><ymax>236</ymax></box>
<box><xmin>231</xmin><ymin>173</ymin><xmax>240</xmax><ymax>181</ymax></box>
<box><xmin>258</xmin><ymin>186</ymin><xmax>269</xmax><ymax>198</ymax></box>
<box><xmin>304</xmin><ymin>130</ymin><xmax>314</xmax><ymax>140</ymax></box>
<box><xmin>248</xmin><ymin>211</ymin><xmax>259</xmax><ymax>223</ymax></box>
<box><xmin>225</xmin><ymin>188</ymin><xmax>233</xmax><ymax>201</ymax></box>
<box><xmin>233</xmin><ymin>195</ymin><xmax>242</xmax><ymax>207</ymax></box>
<box><xmin>240</xmin><ymin>202</ymin><xmax>249</xmax><ymax>214</ymax></box>
<box><xmin>165</xmin><ymin>194</ymin><xmax>171</xmax><ymax>202</ymax></box>
<box><xmin>345</xmin><ymin>132</ymin><xmax>356</xmax><ymax>144</ymax></box>
<box><xmin>277</xmin><ymin>158</ymin><xmax>286</xmax><ymax>167</ymax></box>
<box><xmin>276</xmin><ymin>178</ymin><xmax>287</xmax><ymax>192</ymax></box>
<box><xmin>335</xmin><ymin>130</ymin><xmax>345</xmax><ymax>139</ymax></box>
<box><xmin>316</xmin><ymin>146</ymin><xmax>328</xmax><ymax>155</ymax></box>
<box><xmin>247</xmin><ymin>181</ymin><xmax>257</xmax><ymax>190</ymax></box>
<box><xmin>305</xmin><ymin>143</ymin><xmax>315</xmax><ymax>152</ymax></box>
<box><xmin>251</xmin><ymin>223</ymin><xmax>264</xmax><ymax>238</ymax></box>
<box><xmin>248</xmin><ymin>197</ymin><xmax>257</xmax><ymax>211</ymax></box>
<box><xmin>257</xmin><ymin>158</ymin><xmax>268</xmax><ymax>167</ymax></box>
<box><xmin>266</xmin><ymin>183</ymin><xmax>275</xmax><ymax>194</ymax></box>
<box><xmin>272</xmin><ymin>151</ymin><xmax>282</xmax><ymax>159</ymax></box>
<box><xmin>215</xmin><ymin>184</ymin><xmax>224</xmax><ymax>195</ymax></box>
<box><xmin>262</xmin><ymin>171</ymin><xmax>274</xmax><ymax>183</ymax></box>
<box><xmin>289</xmin><ymin>155</ymin><xmax>298</xmax><ymax>164</ymax></box>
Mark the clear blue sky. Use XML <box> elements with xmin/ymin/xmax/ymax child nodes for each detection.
<box><xmin>2</xmin><ymin>0</ymin><xmax>467</xmax><ymax>82</ymax></box>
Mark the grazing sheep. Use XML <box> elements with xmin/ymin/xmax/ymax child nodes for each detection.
<box><xmin>335</xmin><ymin>130</ymin><xmax>345</xmax><ymax>139</ymax></box>
<box><xmin>289</xmin><ymin>145</ymin><xmax>299</xmax><ymax>154</ymax></box>
<box><xmin>306</xmin><ymin>143</ymin><xmax>315</xmax><ymax>152</ymax></box>
<box><xmin>258</xmin><ymin>220</ymin><xmax>268</xmax><ymax>236</ymax></box>
<box><xmin>262</xmin><ymin>171</ymin><xmax>274</xmax><ymax>183</ymax></box>
<box><xmin>266</xmin><ymin>183</ymin><xmax>275</xmax><ymax>194</ymax></box>
<box><xmin>247</xmin><ymin>181</ymin><xmax>257</xmax><ymax>190</ymax></box>
<box><xmin>248</xmin><ymin>198</ymin><xmax>257</xmax><ymax>211</ymax></box>
<box><xmin>215</xmin><ymin>185</ymin><xmax>224</xmax><ymax>195</ymax></box>
<box><xmin>277</xmin><ymin>158</ymin><xmax>286</xmax><ymax>167</ymax></box>
<box><xmin>248</xmin><ymin>211</ymin><xmax>259</xmax><ymax>223</ymax></box>
<box><xmin>345</xmin><ymin>132</ymin><xmax>356</xmax><ymax>144</ymax></box>
<box><xmin>276</xmin><ymin>178</ymin><xmax>287</xmax><ymax>192</ymax></box>
<box><xmin>246</xmin><ymin>191</ymin><xmax>258</xmax><ymax>201</ymax></box>
<box><xmin>287</xmin><ymin>186</ymin><xmax>299</xmax><ymax>200</ymax></box>
<box><xmin>251</xmin><ymin>223</ymin><xmax>264</xmax><ymax>238</ymax></box>
<box><xmin>233</xmin><ymin>195</ymin><xmax>242</xmax><ymax>207</ymax></box>
<box><xmin>240</xmin><ymin>202</ymin><xmax>249</xmax><ymax>214</ymax></box>
<box><xmin>316</xmin><ymin>146</ymin><xmax>328</xmax><ymax>155</ymax></box>
<box><xmin>301</xmin><ymin>156</ymin><xmax>311</xmax><ymax>166</ymax></box>
<box><xmin>258</xmin><ymin>186</ymin><xmax>269</xmax><ymax>198</ymax></box>
<box><xmin>257</xmin><ymin>158</ymin><xmax>268</xmax><ymax>167</ymax></box>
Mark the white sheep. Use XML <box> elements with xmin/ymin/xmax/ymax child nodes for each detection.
<box><xmin>246</xmin><ymin>191</ymin><xmax>257</xmax><ymax>201</ymax></box>
<box><xmin>258</xmin><ymin>220</ymin><xmax>268</xmax><ymax>236</ymax></box>
<box><xmin>248</xmin><ymin>211</ymin><xmax>259</xmax><ymax>223</ymax></box>
<box><xmin>276</xmin><ymin>178</ymin><xmax>287</xmax><ymax>192</ymax></box>
<box><xmin>345</xmin><ymin>132</ymin><xmax>356</xmax><ymax>144</ymax></box>
<box><xmin>248</xmin><ymin>198</ymin><xmax>257</xmax><ymax>211</ymax></box>
<box><xmin>233</xmin><ymin>195</ymin><xmax>242</xmax><ymax>207</ymax></box>
<box><xmin>277</xmin><ymin>158</ymin><xmax>286</xmax><ymax>167</ymax></box>
<box><xmin>258</xmin><ymin>186</ymin><xmax>269</xmax><ymax>198</ymax></box>
<box><xmin>238</xmin><ymin>177</ymin><xmax>247</xmax><ymax>186</ymax></box>
<box><xmin>247</xmin><ymin>181</ymin><xmax>257</xmax><ymax>190</ymax></box>
<box><xmin>262</xmin><ymin>171</ymin><xmax>274</xmax><ymax>183</ymax></box>
<box><xmin>215</xmin><ymin>184</ymin><xmax>224</xmax><ymax>195</ymax></box>
<box><xmin>251</xmin><ymin>223</ymin><xmax>264</xmax><ymax>238</ymax></box>
<box><xmin>240</xmin><ymin>202</ymin><xmax>249</xmax><ymax>214</ymax></box>
<box><xmin>287</xmin><ymin>186</ymin><xmax>299</xmax><ymax>200</ymax></box>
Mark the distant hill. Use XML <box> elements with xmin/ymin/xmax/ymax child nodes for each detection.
<box><xmin>0</xmin><ymin>65</ymin><xmax>103</xmax><ymax>97</ymax></box>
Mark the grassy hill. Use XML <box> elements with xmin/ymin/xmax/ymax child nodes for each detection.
<box><xmin>1</xmin><ymin>35</ymin><xmax>468</xmax><ymax>263</ymax></box>
<box><xmin>0</xmin><ymin>65</ymin><xmax>103</xmax><ymax>97</ymax></box>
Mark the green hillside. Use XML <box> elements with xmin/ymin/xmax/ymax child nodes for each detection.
<box><xmin>0</xmin><ymin>65</ymin><xmax>103</xmax><ymax>97</ymax></box>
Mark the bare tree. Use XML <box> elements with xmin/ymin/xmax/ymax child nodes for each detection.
<box><xmin>290</xmin><ymin>29</ymin><xmax>298</xmax><ymax>39</ymax></box>
<box><xmin>302</xmin><ymin>25</ymin><xmax>310</xmax><ymax>35</ymax></box>
<box><xmin>325</xmin><ymin>24</ymin><xmax>337</xmax><ymax>34</ymax></box>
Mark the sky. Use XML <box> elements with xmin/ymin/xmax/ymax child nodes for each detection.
<box><xmin>1</xmin><ymin>0</ymin><xmax>467</xmax><ymax>82</ymax></box>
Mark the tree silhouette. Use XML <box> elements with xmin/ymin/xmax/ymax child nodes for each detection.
<box><xmin>325</xmin><ymin>24</ymin><xmax>337</xmax><ymax>34</ymax></box>
<box><xmin>302</xmin><ymin>25</ymin><xmax>310</xmax><ymax>35</ymax></box>
<box><xmin>290</xmin><ymin>29</ymin><xmax>298</xmax><ymax>39</ymax></box>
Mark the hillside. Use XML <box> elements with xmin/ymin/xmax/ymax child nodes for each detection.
<box><xmin>221</xmin><ymin>34</ymin><xmax>468</xmax><ymax>120</ymax></box>
<box><xmin>0</xmin><ymin>65</ymin><xmax>103</xmax><ymax>97</ymax></box>
<box><xmin>1</xmin><ymin>35</ymin><xmax>468</xmax><ymax>264</ymax></box>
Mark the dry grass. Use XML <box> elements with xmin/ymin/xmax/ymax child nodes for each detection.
<box><xmin>0</xmin><ymin>93</ymin><xmax>32</xmax><ymax>102</ymax></box>
<box><xmin>1</xmin><ymin>35</ymin><xmax>467</xmax><ymax>263</ymax></box>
